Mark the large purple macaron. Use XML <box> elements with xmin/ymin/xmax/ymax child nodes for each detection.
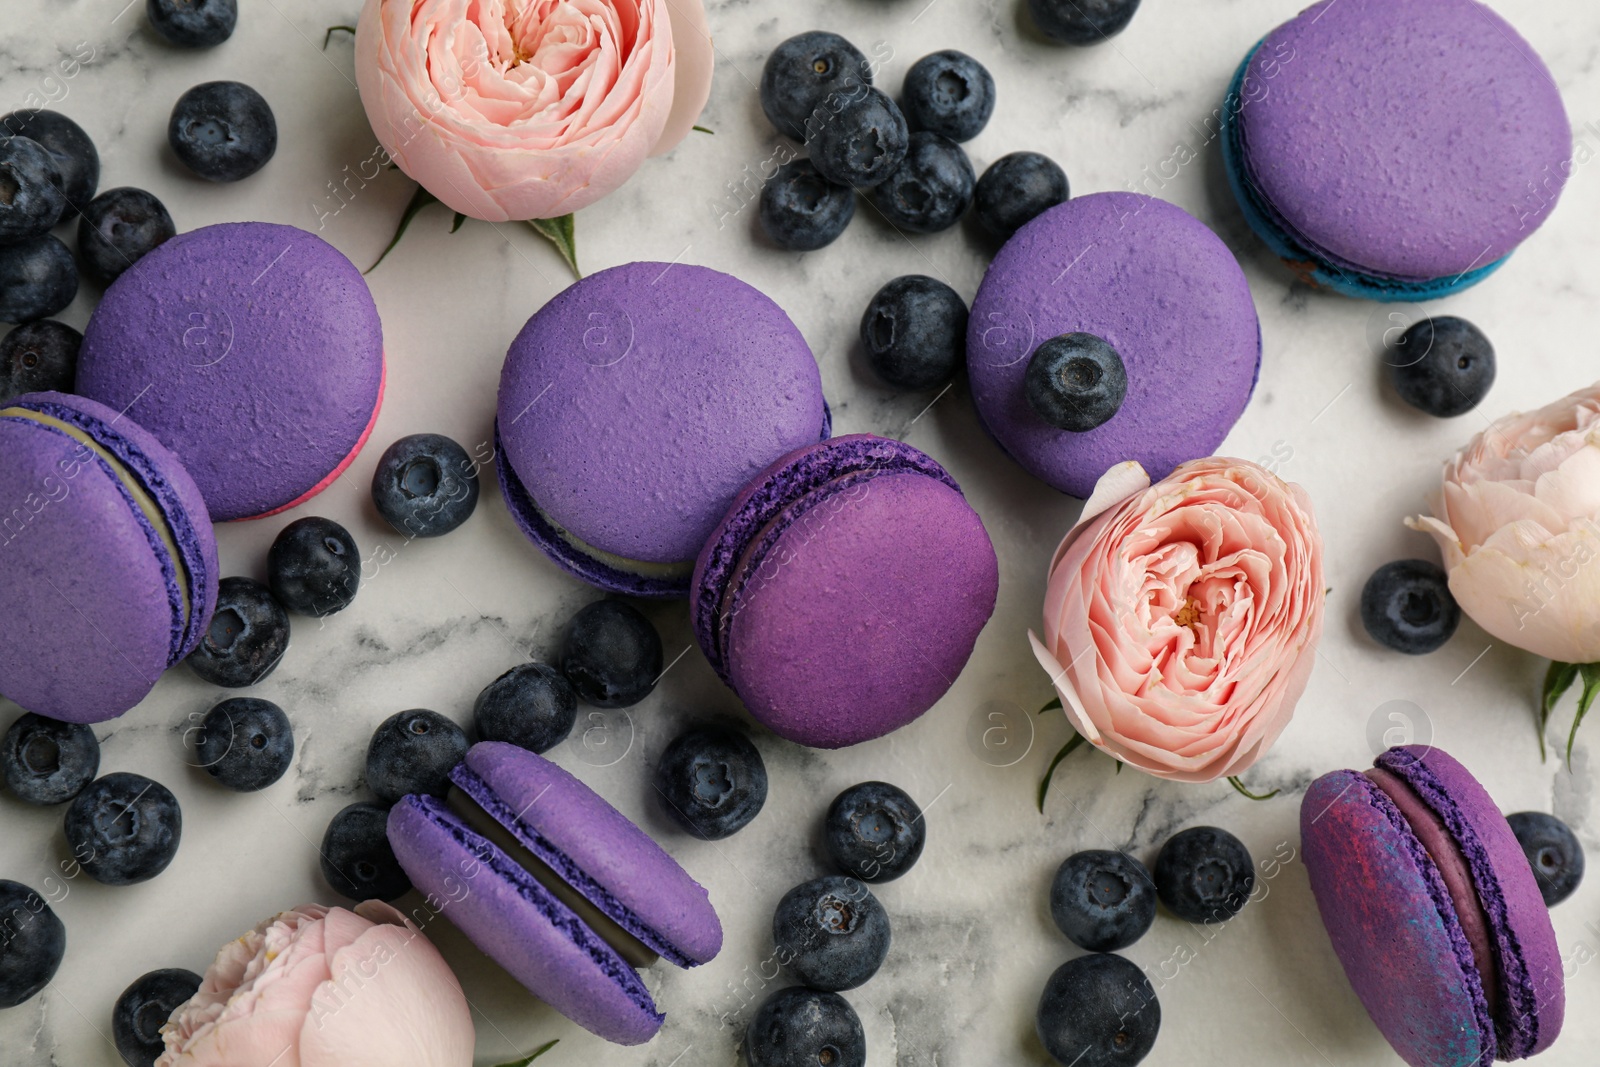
<box><xmin>0</xmin><ymin>392</ymin><xmax>218</xmax><ymax>723</ymax></box>
<box><xmin>692</xmin><ymin>434</ymin><xmax>998</xmax><ymax>749</ymax></box>
<box><xmin>496</xmin><ymin>261</ymin><xmax>828</xmax><ymax>598</ymax></box>
<box><xmin>1301</xmin><ymin>746</ymin><xmax>1563</xmax><ymax>1067</ymax></box>
<box><xmin>967</xmin><ymin>193</ymin><xmax>1260</xmax><ymax>499</ymax></box>
<box><xmin>1233</xmin><ymin>0</ymin><xmax>1570</xmax><ymax>287</ymax></box>
<box><xmin>387</xmin><ymin>742</ymin><xmax>721</xmax><ymax>1046</ymax></box>
<box><xmin>76</xmin><ymin>222</ymin><xmax>386</xmax><ymax>522</ymax></box>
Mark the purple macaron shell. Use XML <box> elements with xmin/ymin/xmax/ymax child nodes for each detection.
<box><xmin>1240</xmin><ymin>0</ymin><xmax>1570</xmax><ymax>281</ymax></box>
<box><xmin>387</xmin><ymin>794</ymin><xmax>665</xmax><ymax>1045</ymax></box>
<box><xmin>1302</xmin><ymin>769</ymin><xmax>1495</xmax><ymax>1067</ymax></box>
<box><xmin>76</xmin><ymin>222</ymin><xmax>385</xmax><ymax>521</ymax></box>
<box><xmin>692</xmin><ymin>435</ymin><xmax>998</xmax><ymax>748</ymax></box>
<box><xmin>967</xmin><ymin>193</ymin><xmax>1260</xmax><ymax>499</ymax></box>
<box><xmin>1376</xmin><ymin>745</ymin><xmax>1565</xmax><ymax>1058</ymax></box>
<box><xmin>496</xmin><ymin>261</ymin><xmax>827</xmax><ymax>573</ymax></box>
<box><xmin>0</xmin><ymin>393</ymin><xmax>217</xmax><ymax>723</ymax></box>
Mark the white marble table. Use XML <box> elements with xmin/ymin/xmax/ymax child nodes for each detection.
<box><xmin>4</xmin><ymin>1</ymin><xmax>1600</xmax><ymax>1064</ymax></box>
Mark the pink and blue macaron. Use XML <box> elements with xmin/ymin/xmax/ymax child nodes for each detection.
<box><xmin>1221</xmin><ymin>0</ymin><xmax>1571</xmax><ymax>301</ymax></box>
<box><xmin>691</xmin><ymin>434</ymin><xmax>998</xmax><ymax>748</ymax></box>
<box><xmin>1302</xmin><ymin>746</ymin><xmax>1564</xmax><ymax>1066</ymax></box>
<box><xmin>386</xmin><ymin>742</ymin><xmax>722</xmax><ymax>1045</ymax></box>
<box><xmin>75</xmin><ymin>222</ymin><xmax>386</xmax><ymax>521</ymax></box>
<box><xmin>495</xmin><ymin>261</ymin><xmax>830</xmax><ymax>598</ymax></box>
<box><xmin>0</xmin><ymin>392</ymin><xmax>218</xmax><ymax>723</ymax></box>
<box><xmin>967</xmin><ymin>192</ymin><xmax>1261</xmax><ymax>499</ymax></box>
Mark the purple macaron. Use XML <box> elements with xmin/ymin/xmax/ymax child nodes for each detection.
<box><xmin>76</xmin><ymin>222</ymin><xmax>386</xmax><ymax>522</ymax></box>
<box><xmin>387</xmin><ymin>742</ymin><xmax>722</xmax><ymax>1046</ymax></box>
<box><xmin>691</xmin><ymin>434</ymin><xmax>998</xmax><ymax>749</ymax></box>
<box><xmin>495</xmin><ymin>261</ymin><xmax>829</xmax><ymax>598</ymax></box>
<box><xmin>967</xmin><ymin>192</ymin><xmax>1261</xmax><ymax>499</ymax></box>
<box><xmin>0</xmin><ymin>392</ymin><xmax>218</xmax><ymax>723</ymax></box>
<box><xmin>1301</xmin><ymin>746</ymin><xmax>1564</xmax><ymax>1066</ymax></box>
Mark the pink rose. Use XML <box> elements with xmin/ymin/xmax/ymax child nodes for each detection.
<box><xmin>1030</xmin><ymin>458</ymin><xmax>1325</xmax><ymax>782</ymax></box>
<box><xmin>355</xmin><ymin>0</ymin><xmax>714</xmax><ymax>221</ymax></box>
<box><xmin>156</xmin><ymin>902</ymin><xmax>474</xmax><ymax>1067</ymax></box>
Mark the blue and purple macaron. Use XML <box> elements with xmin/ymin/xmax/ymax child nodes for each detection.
<box><xmin>0</xmin><ymin>392</ymin><xmax>218</xmax><ymax>723</ymax></box>
<box><xmin>495</xmin><ymin>261</ymin><xmax>830</xmax><ymax>598</ymax></box>
<box><xmin>1221</xmin><ymin>0</ymin><xmax>1572</xmax><ymax>301</ymax></box>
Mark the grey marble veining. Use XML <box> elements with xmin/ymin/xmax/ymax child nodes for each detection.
<box><xmin>3</xmin><ymin>0</ymin><xmax>1600</xmax><ymax>1064</ymax></box>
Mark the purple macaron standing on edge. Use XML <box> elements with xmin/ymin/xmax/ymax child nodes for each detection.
<box><xmin>1301</xmin><ymin>745</ymin><xmax>1564</xmax><ymax>1067</ymax></box>
<box><xmin>387</xmin><ymin>742</ymin><xmax>722</xmax><ymax>1046</ymax></box>
<box><xmin>76</xmin><ymin>222</ymin><xmax>386</xmax><ymax>522</ymax></box>
<box><xmin>0</xmin><ymin>392</ymin><xmax>218</xmax><ymax>723</ymax></box>
<box><xmin>692</xmin><ymin>434</ymin><xmax>999</xmax><ymax>749</ymax></box>
<box><xmin>967</xmin><ymin>192</ymin><xmax>1261</xmax><ymax>499</ymax></box>
<box><xmin>495</xmin><ymin>261</ymin><xmax>830</xmax><ymax>599</ymax></box>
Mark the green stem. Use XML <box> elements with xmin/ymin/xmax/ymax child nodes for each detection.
<box><xmin>1540</xmin><ymin>661</ymin><xmax>1578</xmax><ymax>762</ymax></box>
<box><xmin>366</xmin><ymin>184</ymin><xmax>440</xmax><ymax>274</ymax></box>
<box><xmin>323</xmin><ymin>25</ymin><xmax>356</xmax><ymax>49</ymax></box>
<box><xmin>692</xmin><ymin>124</ymin><xmax>715</xmax><ymax>134</ymax></box>
<box><xmin>1037</xmin><ymin>733</ymin><xmax>1086</xmax><ymax>812</ymax></box>
<box><xmin>493</xmin><ymin>1040</ymin><xmax>559</xmax><ymax>1067</ymax></box>
<box><xmin>1037</xmin><ymin>696</ymin><xmax>1062</xmax><ymax>715</ymax></box>
<box><xmin>1227</xmin><ymin>776</ymin><xmax>1280</xmax><ymax>801</ymax></box>
<box><xmin>1568</xmin><ymin>663</ymin><xmax>1600</xmax><ymax>771</ymax></box>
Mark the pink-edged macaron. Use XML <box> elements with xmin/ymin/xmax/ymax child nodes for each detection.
<box><xmin>691</xmin><ymin>434</ymin><xmax>999</xmax><ymax>749</ymax></box>
<box><xmin>495</xmin><ymin>260</ymin><xmax>830</xmax><ymax>598</ymax></box>
<box><xmin>386</xmin><ymin>742</ymin><xmax>722</xmax><ymax>1046</ymax></box>
<box><xmin>0</xmin><ymin>392</ymin><xmax>218</xmax><ymax>723</ymax></box>
<box><xmin>76</xmin><ymin>222</ymin><xmax>386</xmax><ymax>522</ymax></box>
<box><xmin>1302</xmin><ymin>746</ymin><xmax>1564</xmax><ymax>1067</ymax></box>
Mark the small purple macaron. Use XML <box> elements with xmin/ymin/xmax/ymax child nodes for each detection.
<box><xmin>495</xmin><ymin>261</ymin><xmax>829</xmax><ymax>598</ymax></box>
<box><xmin>1301</xmin><ymin>746</ymin><xmax>1564</xmax><ymax>1067</ymax></box>
<box><xmin>76</xmin><ymin>222</ymin><xmax>386</xmax><ymax>522</ymax></box>
<box><xmin>691</xmin><ymin>434</ymin><xmax>999</xmax><ymax>749</ymax></box>
<box><xmin>386</xmin><ymin>742</ymin><xmax>722</xmax><ymax>1046</ymax></box>
<box><xmin>967</xmin><ymin>192</ymin><xmax>1261</xmax><ymax>499</ymax></box>
<box><xmin>0</xmin><ymin>392</ymin><xmax>218</xmax><ymax>723</ymax></box>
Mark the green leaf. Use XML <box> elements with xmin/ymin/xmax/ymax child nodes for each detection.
<box><xmin>323</xmin><ymin>25</ymin><xmax>357</xmax><ymax>49</ymax></box>
<box><xmin>1037</xmin><ymin>697</ymin><xmax>1062</xmax><ymax>715</ymax></box>
<box><xmin>451</xmin><ymin>211</ymin><xmax>468</xmax><ymax>234</ymax></box>
<box><xmin>1227</xmin><ymin>776</ymin><xmax>1280</xmax><ymax>801</ymax></box>
<box><xmin>493</xmin><ymin>1041</ymin><xmax>559</xmax><ymax>1067</ymax></box>
<box><xmin>526</xmin><ymin>215</ymin><xmax>580</xmax><ymax>279</ymax></box>
<box><xmin>1037</xmin><ymin>733</ymin><xmax>1086</xmax><ymax>813</ymax></box>
<box><xmin>366</xmin><ymin>184</ymin><xmax>440</xmax><ymax>274</ymax></box>
<box><xmin>1541</xmin><ymin>661</ymin><xmax>1579</xmax><ymax>762</ymax></box>
<box><xmin>692</xmin><ymin>124</ymin><xmax>715</xmax><ymax>134</ymax></box>
<box><xmin>1566</xmin><ymin>662</ymin><xmax>1600</xmax><ymax>771</ymax></box>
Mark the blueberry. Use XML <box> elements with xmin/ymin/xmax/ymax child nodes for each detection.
<box><xmin>902</xmin><ymin>50</ymin><xmax>995</xmax><ymax>143</ymax></box>
<box><xmin>759</xmin><ymin>159</ymin><xmax>855</xmax><ymax>251</ymax></box>
<box><xmin>1050</xmin><ymin>850</ymin><xmax>1156</xmax><ymax>951</ymax></box>
<box><xmin>147</xmin><ymin>0</ymin><xmax>238</xmax><ymax>48</ymax></box>
<box><xmin>1026</xmin><ymin>333</ymin><xmax>1128</xmax><ymax>432</ymax></box>
<box><xmin>0</xmin><ymin>234</ymin><xmax>78</xmax><ymax>324</ymax></box>
<box><xmin>825</xmin><ymin>781</ymin><xmax>925</xmax><ymax>883</ymax></box>
<box><xmin>63</xmin><ymin>772</ymin><xmax>182</xmax><ymax>885</ymax></box>
<box><xmin>113</xmin><ymin>968</ymin><xmax>202</xmax><ymax>1067</ymax></box>
<box><xmin>773</xmin><ymin>875</ymin><xmax>891</xmax><ymax>991</ymax></box>
<box><xmin>760</xmin><ymin>32</ymin><xmax>874</xmax><ymax>140</ymax></box>
<box><xmin>975</xmin><ymin>151</ymin><xmax>1070</xmax><ymax>240</ymax></box>
<box><xmin>371</xmin><ymin>433</ymin><xmax>480</xmax><ymax>538</ymax></box>
<box><xmin>745</xmin><ymin>986</ymin><xmax>866</xmax><ymax>1067</ymax></box>
<box><xmin>1388</xmin><ymin>316</ymin><xmax>1495</xmax><ymax>418</ymax></box>
<box><xmin>0</xmin><ymin>110</ymin><xmax>99</xmax><ymax>208</ymax></box>
<box><xmin>186</xmin><ymin>577</ymin><xmax>291</xmax><ymax>687</ymax></box>
<box><xmin>1028</xmin><ymin>0</ymin><xmax>1143</xmax><ymax>45</ymax></box>
<box><xmin>366</xmin><ymin>709</ymin><xmax>469</xmax><ymax>804</ymax></box>
<box><xmin>2</xmin><ymin>713</ymin><xmax>99</xmax><ymax>806</ymax></box>
<box><xmin>268</xmin><ymin>516</ymin><xmax>360</xmax><ymax>617</ymax></box>
<box><xmin>654</xmin><ymin>725</ymin><xmax>768</xmax><ymax>840</ymax></box>
<box><xmin>560</xmin><ymin>600</ymin><xmax>662</xmax><ymax>708</ymax></box>
<box><xmin>320</xmin><ymin>801</ymin><xmax>411</xmax><ymax>901</ymax></box>
<box><xmin>1360</xmin><ymin>559</ymin><xmax>1459</xmax><ymax>655</ymax></box>
<box><xmin>808</xmin><ymin>87</ymin><xmax>909</xmax><ymax>189</ymax></box>
<box><xmin>168</xmin><ymin>81</ymin><xmax>276</xmax><ymax>182</ymax></box>
<box><xmin>1153</xmin><ymin>826</ymin><xmax>1254</xmax><ymax>924</ymax></box>
<box><xmin>77</xmin><ymin>187</ymin><xmax>175</xmax><ymax>285</ymax></box>
<box><xmin>0</xmin><ymin>136</ymin><xmax>66</xmax><ymax>242</ymax></box>
<box><xmin>859</xmin><ymin>274</ymin><xmax>967</xmax><ymax>391</ymax></box>
<box><xmin>0</xmin><ymin>320</ymin><xmax>81</xmax><ymax>400</ymax></box>
<box><xmin>474</xmin><ymin>662</ymin><xmax>577</xmax><ymax>754</ymax></box>
<box><xmin>194</xmin><ymin>698</ymin><xmax>294</xmax><ymax>792</ymax></box>
<box><xmin>1507</xmin><ymin>811</ymin><xmax>1584</xmax><ymax>907</ymax></box>
<box><xmin>1036</xmin><ymin>953</ymin><xmax>1160</xmax><ymax>1067</ymax></box>
<box><xmin>866</xmin><ymin>132</ymin><xmax>974</xmax><ymax>234</ymax></box>
<box><xmin>0</xmin><ymin>880</ymin><xmax>65</xmax><ymax>1009</ymax></box>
